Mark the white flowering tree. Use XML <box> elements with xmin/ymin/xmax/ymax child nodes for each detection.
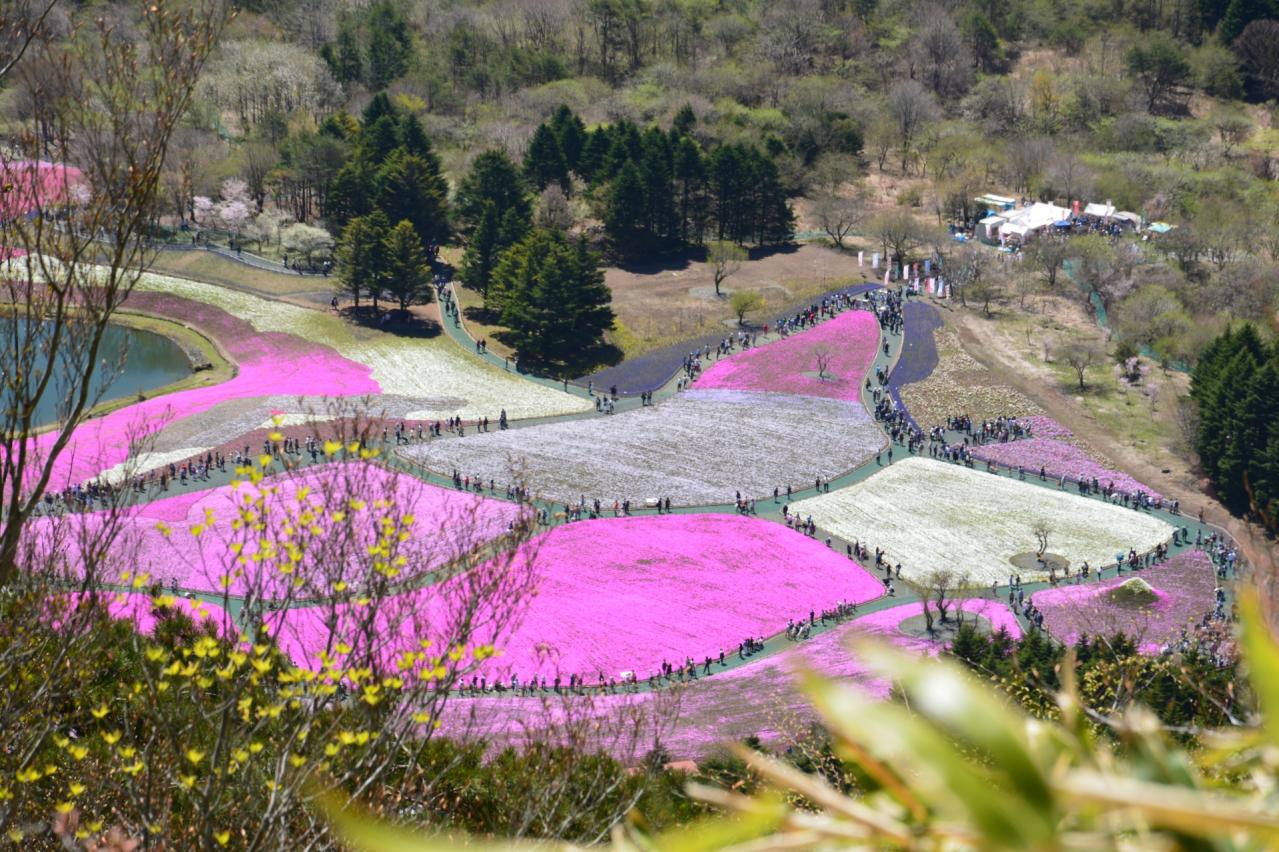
<box><xmin>281</xmin><ymin>223</ymin><xmax>335</xmax><ymax>267</ymax></box>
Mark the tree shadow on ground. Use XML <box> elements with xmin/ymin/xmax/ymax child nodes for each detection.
<box><xmin>611</xmin><ymin>241</ymin><xmax>802</xmax><ymax>275</ymax></box>
<box><xmin>341</xmin><ymin>305</ymin><xmax>442</xmax><ymax>339</ymax></box>
<box><xmin>463</xmin><ymin>304</ymin><xmax>502</xmax><ymax>326</ymax></box>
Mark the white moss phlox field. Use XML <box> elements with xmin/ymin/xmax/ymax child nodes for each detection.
<box><xmin>791</xmin><ymin>457</ymin><xmax>1174</xmax><ymax>584</ymax></box>
<box><xmin>131</xmin><ymin>271</ymin><xmax>592</xmax><ymax>420</ymax></box>
<box><xmin>401</xmin><ymin>388</ymin><xmax>885</xmax><ymax>506</ymax></box>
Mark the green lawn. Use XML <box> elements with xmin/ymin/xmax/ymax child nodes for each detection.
<box><xmin>145</xmin><ymin>250</ymin><xmax>331</xmax><ymax>297</ymax></box>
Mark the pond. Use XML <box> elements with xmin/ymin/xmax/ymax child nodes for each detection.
<box><xmin>0</xmin><ymin>318</ymin><xmax>193</xmax><ymax>426</ymax></box>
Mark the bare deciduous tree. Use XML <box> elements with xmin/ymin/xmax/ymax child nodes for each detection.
<box><xmin>0</xmin><ymin>0</ymin><xmax>229</xmax><ymax>586</ymax></box>
<box><xmin>707</xmin><ymin>240</ymin><xmax>745</xmax><ymax>297</ymax></box>
<box><xmin>1060</xmin><ymin>339</ymin><xmax>1103</xmax><ymax>390</ymax></box>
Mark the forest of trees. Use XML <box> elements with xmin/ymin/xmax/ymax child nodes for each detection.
<box><xmin>1191</xmin><ymin>324</ymin><xmax>1279</xmax><ymax>534</ymax></box>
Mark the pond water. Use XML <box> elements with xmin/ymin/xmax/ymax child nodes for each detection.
<box><xmin>0</xmin><ymin>318</ymin><xmax>193</xmax><ymax>426</ymax></box>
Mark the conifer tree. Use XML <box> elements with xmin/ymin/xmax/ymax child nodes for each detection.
<box><xmin>336</xmin><ymin>211</ymin><xmax>390</xmax><ymax>308</ymax></box>
<box><xmin>382</xmin><ymin>219</ymin><xmax>434</xmax><ymax>313</ymax></box>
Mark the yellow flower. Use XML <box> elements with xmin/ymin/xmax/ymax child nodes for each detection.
<box><xmin>180</xmin><ymin>774</ymin><xmax>196</xmax><ymax>789</ymax></box>
<box><xmin>118</xmin><ymin>747</ymin><xmax>136</xmax><ymax>759</ymax></box>
<box><xmin>215</xmin><ymin>831</ymin><xmax>231</xmax><ymax>846</ymax></box>
<box><xmin>268</xmin><ymin>430</ymin><xmax>284</xmax><ymax>442</ymax></box>
<box><xmin>69</xmin><ymin>783</ymin><xmax>86</xmax><ymax>797</ymax></box>
<box><xmin>55</xmin><ymin>801</ymin><xmax>74</xmax><ymax>814</ymax></box>
<box><xmin>323</xmin><ymin>440</ymin><xmax>342</xmax><ymax>455</ymax></box>
<box><xmin>288</xmin><ymin>754</ymin><xmax>306</xmax><ymax>768</ymax></box>
<box><xmin>185</xmin><ymin>749</ymin><xmax>205</xmax><ymax>765</ymax></box>
<box><xmin>122</xmin><ymin>761</ymin><xmax>144</xmax><ymax>776</ymax></box>
<box><xmin>8</xmin><ymin>829</ymin><xmax>24</xmax><ymax>843</ymax></box>
<box><xmin>101</xmin><ymin>731</ymin><xmax>121</xmax><ymax>745</ymax></box>
<box><xmin>155</xmin><ymin>521</ymin><xmax>171</xmax><ymax>538</ymax></box>
<box><xmin>68</xmin><ymin>746</ymin><xmax>88</xmax><ymax>761</ymax></box>
<box><xmin>248</xmin><ymin>742</ymin><xmax>264</xmax><ymax>754</ymax></box>
<box><xmin>91</xmin><ymin>704</ymin><xmax>109</xmax><ymax>719</ymax></box>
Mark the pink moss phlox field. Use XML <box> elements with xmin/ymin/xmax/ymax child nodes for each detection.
<box><xmin>1031</xmin><ymin>550</ymin><xmax>1217</xmax><ymax>650</ymax></box>
<box><xmin>436</xmin><ymin>598</ymin><xmax>1021</xmax><ymax>759</ymax></box>
<box><xmin>52</xmin><ymin>590</ymin><xmax>233</xmax><ymax>638</ymax></box>
<box><xmin>271</xmin><ymin>514</ymin><xmax>884</xmax><ymax>679</ymax></box>
<box><xmin>970</xmin><ymin>437</ymin><xmax>1160</xmax><ymax>499</ymax></box>
<box><xmin>53</xmin><ymin>463</ymin><xmax>521</xmax><ymax>596</ymax></box>
<box><xmin>693</xmin><ymin>310</ymin><xmax>879</xmax><ymax>401</ymax></box>
<box><xmin>1023</xmin><ymin>415</ymin><xmax>1073</xmax><ymax>439</ymax></box>
<box><xmin>38</xmin><ymin>292</ymin><xmax>378</xmax><ymax>486</ymax></box>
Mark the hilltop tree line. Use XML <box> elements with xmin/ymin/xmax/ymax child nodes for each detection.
<box><xmin>1191</xmin><ymin>324</ymin><xmax>1279</xmax><ymax>533</ymax></box>
<box><xmin>524</xmin><ymin>105</ymin><xmax>795</xmax><ymax>259</ymax></box>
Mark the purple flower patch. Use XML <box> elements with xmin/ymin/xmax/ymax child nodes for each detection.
<box><xmin>1031</xmin><ymin>550</ymin><xmax>1217</xmax><ymax>650</ymax></box>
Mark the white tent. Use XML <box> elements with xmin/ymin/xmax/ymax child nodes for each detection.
<box><xmin>1083</xmin><ymin>202</ymin><xmax>1115</xmax><ymax>220</ymax></box>
<box><xmin>977</xmin><ymin>215</ymin><xmax>1005</xmax><ymax>243</ymax></box>
<box><xmin>999</xmin><ymin>222</ymin><xmax>1032</xmax><ymax>242</ymax></box>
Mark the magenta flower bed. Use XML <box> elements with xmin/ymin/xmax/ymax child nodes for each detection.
<box><xmin>693</xmin><ymin>310</ymin><xmax>879</xmax><ymax>401</ymax></box>
<box><xmin>270</xmin><ymin>514</ymin><xmax>885</xmax><ymax>680</ymax></box>
<box><xmin>32</xmin><ymin>292</ymin><xmax>378</xmax><ymax>487</ymax></box>
<box><xmin>434</xmin><ymin>598</ymin><xmax>1020</xmax><ymax>759</ymax></box>
<box><xmin>970</xmin><ymin>438</ymin><xmax>1159</xmax><ymax>499</ymax></box>
<box><xmin>39</xmin><ymin>462</ymin><xmax>521</xmax><ymax>597</ymax></box>
<box><xmin>1031</xmin><ymin>550</ymin><xmax>1216</xmax><ymax>650</ymax></box>
<box><xmin>51</xmin><ymin>591</ymin><xmax>233</xmax><ymax>638</ymax></box>
<box><xmin>1022</xmin><ymin>415</ymin><xmax>1073</xmax><ymax>439</ymax></box>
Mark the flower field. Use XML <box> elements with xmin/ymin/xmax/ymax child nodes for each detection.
<box><xmin>37</xmin><ymin>462</ymin><xmax>522</xmax><ymax>597</ymax></box>
<box><xmin>580</xmin><ymin>283</ymin><xmax>882</xmax><ymax>394</ymax></box>
<box><xmin>969</xmin><ymin>437</ymin><xmax>1159</xmax><ymax>499</ymax></box>
<box><xmin>897</xmin><ymin>325</ymin><xmax>1041</xmax><ymax>429</ymax></box>
<box><xmin>131</xmin><ymin>271</ymin><xmax>591</xmax><ymax>420</ymax></box>
<box><xmin>1032</xmin><ymin>550</ymin><xmax>1217</xmax><ymax>650</ymax></box>
<box><xmin>269</xmin><ymin>513</ymin><xmax>885</xmax><ymax>679</ymax></box>
<box><xmin>436</xmin><ymin>598</ymin><xmax>1020</xmax><ymax>759</ymax></box>
<box><xmin>694</xmin><ymin>310</ymin><xmax>879</xmax><ymax>401</ymax></box>
<box><xmin>401</xmin><ymin>389</ymin><xmax>885</xmax><ymax>505</ymax></box>
<box><xmin>790</xmin><ymin>457</ymin><xmax>1174</xmax><ymax>584</ymax></box>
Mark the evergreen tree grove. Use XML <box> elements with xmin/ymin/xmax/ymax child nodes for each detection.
<box><xmin>492</xmin><ymin>228</ymin><xmax>615</xmax><ymax>376</ymax></box>
<box><xmin>1190</xmin><ymin>324</ymin><xmax>1279</xmax><ymax>531</ymax></box>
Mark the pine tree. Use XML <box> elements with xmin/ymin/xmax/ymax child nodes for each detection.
<box><xmin>357</xmin><ymin>115</ymin><xmax>403</xmax><ymax>165</ymax></box>
<box><xmin>672</xmin><ymin>103</ymin><xmax>697</xmax><ymax>137</ymax></box>
<box><xmin>523</xmin><ymin>123</ymin><xmax>569</xmax><ymax>192</ymax></box>
<box><xmin>497</xmin><ymin>207</ymin><xmax>530</xmax><ymax>251</ymax></box>
<box><xmin>325</xmin><ymin>22</ymin><xmax>363</xmax><ymax>84</ymax></box>
<box><xmin>326</xmin><ymin>159</ymin><xmax>375</xmax><ymax>233</ymax></box>
<box><xmin>382</xmin><ymin>219</ymin><xmax>434</xmax><ymax>313</ymax></box>
<box><xmin>496</xmin><ymin>229</ymin><xmax>614</xmax><ymax>375</ymax></box>
<box><xmin>455</xmin><ymin>150</ymin><xmax>531</xmax><ymax>234</ymax></box>
<box><xmin>376</xmin><ymin>150</ymin><xmax>450</xmax><ymax>252</ymax></box>
<box><xmin>366</xmin><ymin>0</ymin><xmax>411</xmax><ymax>89</ymax></box>
<box><xmin>549</xmin><ymin>105</ymin><xmax>587</xmax><ymax>174</ymax></box>
<box><xmin>604</xmin><ymin>161</ymin><xmax>647</xmax><ymax>257</ymax></box>
<box><xmin>639</xmin><ymin>129</ymin><xmax>676</xmax><ymax>242</ymax></box>
<box><xmin>460</xmin><ymin>202</ymin><xmax>500</xmax><ymax>297</ymax></box>
<box><xmin>361</xmin><ymin>92</ymin><xmax>396</xmax><ymax>126</ymax></box>
<box><xmin>577</xmin><ymin>128</ymin><xmax>613</xmax><ymax>184</ymax></box>
<box><xmin>673</xmin><ymin>136</ymin><xmax>705</xmax><ymax>245</ymax></box>
<box><xmin>397</xmin><ymin>114</ymin><xmax>439</xmax><ymax>168</ymax></box>
<box><xmin>336</xmin><ymin>211</ymin><xmax>390</xmax><ymax>308</ymax></box>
